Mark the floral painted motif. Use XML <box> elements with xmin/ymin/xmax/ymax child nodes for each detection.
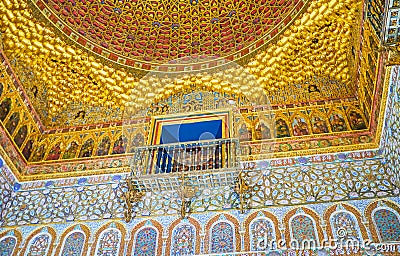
<box><xmin>133</xmin><ymin>227</ymin><xmax>158</xmax><ymax>256</ymax></box>
<box><xmin>331</xmin><ymin>211</ymin><xmax>362</xmax><ymax>243</ymax></box>
<box><xmin>171</xmin><ymin>224</ymin><xmax>195</xmax><ymax>256</ymax></box>
<box><xmin>132</xmin><ymin>133</ymin><xmax>145</xmax><ymax>147</ymax></box>
<box><xmin>0</xmin><ymin>98</ymin><xmax>11</xmax><ymax>121</ymax></box>
<box><xmin>129</xmin><ymin>132</ymin><xmax>145</xmax><ymax>153</ymax></box>
<box><xmin>250</xmin><ymin>218</ymin><xmax>276</xmax><ymax>251</ymax></box>
<box><xmin>14</xmin><ymin>125</ymin><xmax>27</xmax><ymax>148</ymax></box>
<box><xmin>95</xmin><ymin>229</ymin><xmax>121</xmax><ymax>256</ymax></box>
<box><xmin>26</xmin><ymin>234</ymin><xmax>51</xmax><ymax>256</ymax></box>
<box><xmin>238</xmin><ymin>123</ymin><xmax>252</xmax><ymax>141</ymax></box>
<box><xmin>62</xmin><ymin>141</ymin><xmax>79</xmax><ymax>159</ymax></box>
<box><xmin>290</xmin><ymin>215</ymin><xmax>318</xmax><ymax>245</ymax></box>
<box><xmin>30</xmin><ymin>144</ymin><xmax>45</xmax><ymax>162</ymax></box>
<box><xmin>61</xmin><ymin>231</ymin><xmax>85</xmax><ymax>256</ymax></box>
<box><xmin>255</xmin><ymin>121</ymin><xmax>272</xmax><ymax>140</ymax></box>
<box><xmin>97</xmin><ymin>137</ymin><xmax>111</xmax><ymax>156</ymax></box>
<box><xmin>210</xmin><ymin>222</ymin><xmax>234</xmax><ymax>253</ymax></box>
<box><xmin>46</xmin><ymin>142</ymin><xmax>62</xmax><ymax>161</ymax></box>
<box><xmin>276</xmin><ymin>118</ymin><xmax>290</xmax><ymax>138</ymax></box>
<box><xmin>348</xmin><ymin>111</ymin><xmax>367</xmax><ymax>130</ymax></box>
<box><xmin>79</xmin><ymin>139</ymin><xmax>94</xmax><ymax>158</ymax></box>
<box><xmin>373</xmin><ymin>209</ymin><xmax>400</xmax><ymax>242</ymax></box>
<box><xmin>22</xmin><ymin>139</ymin><xmax>34</xmax><ymax>160</ymax></box>
<box><xmin>5</xmin><ymin>112</ymin><xmax>19</xmax><ymax>136</ymax></box>
<box><xmin>0</xmin><ymin>236</ymin><xmax>17</xmax><ymax>255</ymax></box>
<box><xmin>112</xmin><ymin>136</ymin><xmax>126</xmax><ymax>155</ymax></box>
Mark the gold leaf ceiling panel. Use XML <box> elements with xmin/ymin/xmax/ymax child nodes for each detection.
<box><xmin>30</xmin><ymin>0</ymin><xmax>309</xmax><ymax>69</ymax></box>
<box><xmin>0</xmin><ymin>0</ymin><xmax>361</xmax><ymax>126</ymax></box>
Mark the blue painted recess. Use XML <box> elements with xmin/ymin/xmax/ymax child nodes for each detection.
<box><xmin>160</xmin><ymin>119</ymin><xmax>222</xmax><ymax>144</ymax></box>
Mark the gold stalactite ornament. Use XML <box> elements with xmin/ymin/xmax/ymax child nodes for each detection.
<box><xmin>0</xmin><ymin>0</ymin><xmax>361</xmax><ymax>118</ymax></box>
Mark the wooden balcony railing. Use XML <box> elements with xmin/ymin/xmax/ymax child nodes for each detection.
<box><xmin>130</xmin><ymin>138</ymin><xmax>240</xmax><ymax>176</ymax></box>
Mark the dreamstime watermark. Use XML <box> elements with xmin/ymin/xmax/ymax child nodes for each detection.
<box><xmin>255</xmin><ymin>227</ymin><xmax>400</xmax><ymax>254</ymax></box>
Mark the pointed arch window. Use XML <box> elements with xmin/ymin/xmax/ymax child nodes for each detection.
<box><xmin>95</xmin><ymin>228</ymin><xmax>122</xmax><ymax>256</ymax></box>
<box><xmin>0</xmin><ymin>236</ymin><xmax>17</xmax><ymax>255</ymax></box>
<box><xmin>171</xmin><ymin>223</ymin><xmax>196</xmax><ymax>255</ymax></box>
<box><xmin>330</xmin><ymin>211</ymin><xmax>363</xmax><ymax>244</ymax></box>
<box><xmin>133</xmin><ymin>226</ymin><xmax>158</xmax><ymax>256</ymax></box>
<box><xmin>289</xmin><ymin>214</ymin><xmax>319</xmax><ymax>246</ymax></box>
<box><xmin>210</xmin><ymin>221</ymin><xmax>235</xmax><ymax>253</ymax></box>
<box><xmin>373</xmin><ymin>208</ymin><xmax>400</xmax><ymax>242</ymax></box>
<box><xmin>249</xmin><ymin>217</ymin><xmax>276</xmax><ymax>251</ymax></box>
<box><xmin>25</xmin><ymin>233</ymin><xmax>51</xmax><ymax>256</ymax></box>
<box><xmin>60</xmin><ymin>231</ymin><xmax>86</xmax><ymax>256</ymax></box>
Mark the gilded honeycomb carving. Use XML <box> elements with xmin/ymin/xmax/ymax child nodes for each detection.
<box><xmin>0</xmin><ymin>0</ymin><xmax>363</xmax><ymax>123</ymax></box>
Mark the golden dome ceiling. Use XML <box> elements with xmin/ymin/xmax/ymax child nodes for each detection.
<box><xmin>0</xmin><ymin>0</ymin><xmax>361</xmax><ymax>126</ymax></box>
<box><xmin>32</xmin><ymin>0</ymin><xmax>307</xmax><ymax>69</ymax></box>
<box><xmin>0</xmin><ymin>0</ymin><xmax>387</xmax><ymax>180</ymax></box>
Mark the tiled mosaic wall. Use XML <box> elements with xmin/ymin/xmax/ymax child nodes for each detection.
<box><xmin>384</xmin><ymin>66</ymin><xmax>400</xmax><ymax>188</ymax></box>
<box><xmin>0</xmin><ymin>149</ymin><xmax>395</xmax><ymax>228</ymax></box>
<box><xmin>0</xmin><ymin>159</ymin><xmax>13</xmax><ymax>228</ymax></box>
<box><xmin>1</xmin><ymin>198</ymin><xmax>400</xmax><ymax>255</ymax></box>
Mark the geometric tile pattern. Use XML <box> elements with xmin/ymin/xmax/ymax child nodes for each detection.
<box><xmin>1</xmin><ymin>197</ymin><xmax>400</xmax><ymax>255</ymax></box>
